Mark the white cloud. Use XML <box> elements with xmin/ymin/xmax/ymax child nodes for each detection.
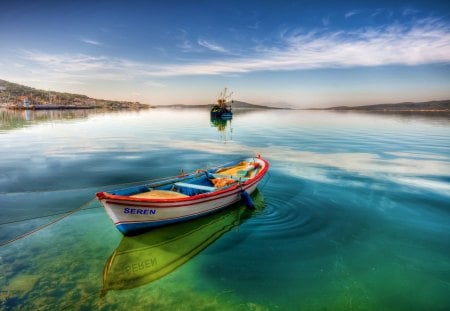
<box><xmin>158</xmin><ymin>19</ymin><xmax>450</xmax><ymax>75</ymax></box>
<box><xmin>13</xmin><ymin>18</ymin><xmax>450</xmax><ymax>80</ymax></box>
<box><xmin>402</xmin><ymin>8</ymin><xmax>420</xmax><ymax>16</ymax></box>
<box><xmin>174</xmin><ymin>19</ymin><xmax>450</xmax><ymax>75</ymax></box>
<box><xmin>81</xmin><ymin>38</ymin><xmax>102</xmax><ymax>46</ymax></box>
<box><xmin>149</xmin><ymin>21</ymin><xmax>450</xmax><ymax>76</ymax></box>
<box><xmin>19</xmin><ymin>50</ymin><xmax>153</xmax><ymax>82</ymax></box>
<box><xmin>345</xmin><ymin>10</ymin><xmax>361</xmax><ymax>19</ymax></box>
<box><xmin>197</xmin><ymin>39</ymin><xmax>228</xmax><ymax>53</ymax></box>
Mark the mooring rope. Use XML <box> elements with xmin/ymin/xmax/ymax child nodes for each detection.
<box><xmin>0</xmin><ymin>174</ymin><xmax>183</xmax><ymax>196</ymax></box>
<box><xmin>0</xmin><ymin>173</ymin><xmax>196</xmax><ymax>247</ymax></box>
<box><xmin>0</xmin><ymin>204</ymin><xmax>100</xmax><ymax>226</ymax></box>
<box><xmin>0</xmin><ymin>198</ymin><xmax>96</xmax><ymax>247</ymax></box>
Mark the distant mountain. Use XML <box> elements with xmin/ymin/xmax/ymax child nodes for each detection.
<box><xmin>0</xmin><ymin>79</ymin><xmax>149</xmax><ymax>109</ymax></box>
<box><xmin>319</xmin><ymin>100</ymin><xmax>450</xmax><ymax>112</ymax></box>
<box><xmin>233</xmin><ymin>101</ymin><xmax>286</xmax><ymax>109</ymax></box>
<box><xmin>154</xmin><ymin>100</ymin><xmax>287</xmax><ymax>109</ymax></box>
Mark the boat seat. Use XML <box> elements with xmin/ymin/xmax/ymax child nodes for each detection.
<box><xmin>174</xmin><ymin>182</ymin><xmax>216</xmax><ymax>192</ymax></box>
<box><xmin>215</xmin><ymin>161</ymin><xmax>259</xmax><ymax>178</ymax></box>
<box><xmin>210</xmin><ymin>174</ymin><xmax>248</xmax><ymax>181</ymax></box>
<box><xmin>131</xmin><ymin>190</ymin><xmax>188</xmax><ymax>199</ymax></box>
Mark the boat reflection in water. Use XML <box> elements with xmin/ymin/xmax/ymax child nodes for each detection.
<box><xmin>210</xmin><ymin>116</ymin><xmax>232</xmax><ymax>143</ymax></box>
<box><xmin>101</xmin><ymin>190</ymin><xmax>265</xmax><ymax>294</ymax></box>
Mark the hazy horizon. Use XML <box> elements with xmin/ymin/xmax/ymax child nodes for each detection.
<box><xmin>1</xmin><ymin>0</ymin><xmax>449</xmax><ymax>108</ymax></box>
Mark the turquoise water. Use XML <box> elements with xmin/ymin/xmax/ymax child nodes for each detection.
<box><xmin>0</xmin><ymin>108</ymin><xmax>449</xmax><ymax>310</ymax></box>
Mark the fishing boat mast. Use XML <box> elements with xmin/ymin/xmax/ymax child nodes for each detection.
<box><xmin>217</xmin><ymin>87</ymin><xmax>233</xmax><ymax>109</ymax></box>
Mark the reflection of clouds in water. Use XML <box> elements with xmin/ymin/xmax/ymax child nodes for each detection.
<box><xmin>392</xmin><ymin>177</ymin><xmax>450</xmax><ymax>193</ymax></box>
<box><xmin>166</xmin><ymin>140</ymin><xmax>450</xmax><ymax>194</ymax></box>
<box><xmin>384</xmin><ymin>152</ymin><xmax>449</xmax><ymax>161</ymax></box>
<box><xmin>167</xmin><ymin>139</ymin><xmax>450</xmax><ymax>176</ymax></box>
<box><xmin>268</xmin><ymin>149</ymin><xmax>450</xmax><ymax>196</ymax></box>
<box><xmin>266</xmin><ymin>149</ymin><xmax>450</xmax><ymax>176</ymax></box>
<box><xmin>28</xmin><ymin>133</ymin><xmax>449</xmax><ymax>194</ymax></box>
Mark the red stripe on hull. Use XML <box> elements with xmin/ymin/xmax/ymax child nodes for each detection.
<box><xmin>106</xmin><ymin>187</ymin><xmax>241</xmax><ymax>207</ymax></box>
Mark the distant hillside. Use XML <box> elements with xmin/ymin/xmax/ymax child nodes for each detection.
<box><xmin>155</xmin><ymin>100</ymin><xmax>287</xmax><ymax>109</ymax></box>
<box><xmin>0</xmin><ymin>79</ymin><xmax>149</xmax><ymax>109</ymax></box>
<box><xmin>320</xmin><ymin>100</ymin><xmax>450</xmax><ymax>112</ymax></box>
<box><xmin>233</xmin><ymin>101</ymin><xmax>286</xmax><ymax>109</ymax></box>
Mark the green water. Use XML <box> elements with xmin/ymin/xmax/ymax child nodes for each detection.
<box><xmin>0</xmin><ymin>108</ymin><xmax>449</xmax><ymax>310</ymax></box>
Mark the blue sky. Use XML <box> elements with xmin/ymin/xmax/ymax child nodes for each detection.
<box><xmin>0</xmin><ymin>0</ymin><xmax>449</xmax><ymax>107</ymax></box>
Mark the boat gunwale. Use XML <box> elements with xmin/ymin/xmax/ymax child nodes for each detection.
<box><xmin>103</xmin><ymin>178</ymin><xmax>260</xmax><ymax>209</ymax></box>
<box><xmin>96</xmin><ymin>157</ymin><xmax>269</xmax><ymax>206</ymax></box>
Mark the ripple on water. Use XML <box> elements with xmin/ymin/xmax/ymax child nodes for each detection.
<box><xmin>246</xmin><ymin>174</ymin><xmax>337</xmax><ymax>244</ymax></box>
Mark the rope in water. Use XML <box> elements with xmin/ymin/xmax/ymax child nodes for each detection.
<box><xmin>0</xmin><ymin>172</ymin><xmax>197</xmax><ymax>227</ymax></box>
<box><xmin>0</xmin><ymin>198</ymin><xmax>96</xmax><ymax>247</ymax></box>
<box><xmin>0</xmin><ymin>171</ymin><xmax>206</xmax><ymax>247</ymax></box>
<box><xmin>0</xmin><ymin>158</ymin><xmax>242</xmax><ymax>196</ymax></box>
<box><xmin>0</xmin><ymin>174</ymin><xmax>185</xmax><ymax>195</ymax></box>
<box><xmin>0</xmin><ymin>204</ymin><xmax>100</xmax><ymax>226</ymax></box>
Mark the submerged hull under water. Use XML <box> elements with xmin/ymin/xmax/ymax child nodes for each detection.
<box><xmin>101</xmin><ymin>190</ymin><xmax>265</xmax><ymax>294</ymax></box>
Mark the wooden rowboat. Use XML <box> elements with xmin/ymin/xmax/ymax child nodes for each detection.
<box><xmin>96</xmin><ymin>156</ymin><xmax>269</xmax><ymax>235</ymax></box>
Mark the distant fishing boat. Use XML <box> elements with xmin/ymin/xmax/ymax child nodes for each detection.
<box><xmin>210</xmin><ymin>88</ymin><xmax>233</xmax><ymax>119</ymax></box>
<box><xmin>96</xmin><ymin>156</ymin><xmax>269</xmax><ymax>235</ymax></box>
<box><xmin>101</xmin><ymin>190</ymin><xmax>264</xmax><ymax>294</ymax></box>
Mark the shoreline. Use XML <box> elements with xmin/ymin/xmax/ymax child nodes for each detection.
<box><xmin>305</xmin><ymin>108</ymin><xmax>450</xmax><ymax>112</ymax></box>
<box><xmin>6</xmin><ymin>105</ymin><xmax>97</xmax><ymax>110</ymax></box>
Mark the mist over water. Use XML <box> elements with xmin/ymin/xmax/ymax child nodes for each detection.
<box><xmin>1</xmin><ymin>108</ymin><xmax>449</xmax><ymax>310</ymax></box>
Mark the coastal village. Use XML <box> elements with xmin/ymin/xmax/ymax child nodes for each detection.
<box><xmin>0</xmin><ymin>79</ymin><xmax>149</xmax><ymax>110</ymax></box>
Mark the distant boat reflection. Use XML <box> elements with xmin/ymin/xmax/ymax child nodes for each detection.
<box><xmin>101</xmin><ymin>190</ymin><xmax>265</xmax><ymax>295</ymax></box>
<box><xmin>23</xmin><ymin>109</ymin><xmax>31</xmax><ymax>121</ymax></box>
<box><xmin>210</xmin><ymin>116</ymin><xmax>233</xmax><ymax>143</ymax></box>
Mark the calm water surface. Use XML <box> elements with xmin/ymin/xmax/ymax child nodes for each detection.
<box><xmin>0</xmin><ymin>108</ymin><xmax>449</xmax><ymax>310</ymax></box>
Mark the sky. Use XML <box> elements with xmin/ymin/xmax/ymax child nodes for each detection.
<box><xmin>0</xmin><ymin>0</ymin><xmax>449</xmax><ymax>108</ymax></box>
